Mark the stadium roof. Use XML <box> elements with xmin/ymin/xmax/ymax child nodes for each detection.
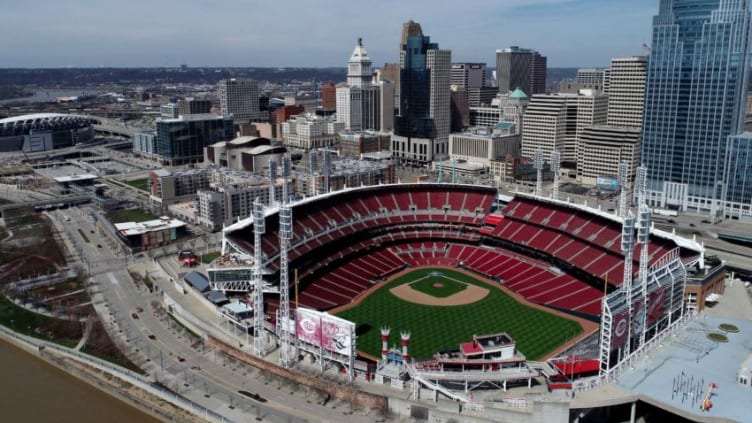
<box><xmin>0</xmin><ymin>113</ymin><xmax>95</xmax><ymax>137</ymax></box>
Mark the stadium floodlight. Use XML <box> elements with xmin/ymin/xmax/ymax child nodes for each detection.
<box><xmin>252</xmin><ymin>198</ymin><xmax>266</xmax><ymax>356</ymax></box>
<box><xmin>618</xmin><ymin>162</ymin><xmax>629</xmax><ymax>218</ymax></box>
<box><xmin>268</xmin><ymin>159</ymin><xmax>277</xmax><ymax>207</ymax></box>
<box><xmin>635</xmin><ymin>164</ymin><xmax>647</xmax><ymax>206</ymax></box>
<box><xmin>550</xmin><ymin>150</ymin><xmax>561</xmax><ymax>200</ymax></box>
<box><xmin>533</xmin><ymin>148</ymin><xmax>544</xmax><ymax>197</ymax></box>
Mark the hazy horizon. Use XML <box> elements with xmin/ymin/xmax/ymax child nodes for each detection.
<box><xmin>3</xmin><ymin>0</ymin><xmax>658</xmax><ymax>68</ymax></box>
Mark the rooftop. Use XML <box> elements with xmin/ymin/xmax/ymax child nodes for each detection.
<box><xmin>114</xmin><ymin>217</ymin><xmax>186</xmax><ymax>236</ymax></box>
<box><xmin>615</xmin><ymin>316</ymin><xmax>752</xmax><ymax>423</ymax></box>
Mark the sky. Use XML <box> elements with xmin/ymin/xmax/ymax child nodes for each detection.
<box><xmin>1</xmin><ymin>0</ymin><xmax>658</xmax><ymax>68</ymax></box>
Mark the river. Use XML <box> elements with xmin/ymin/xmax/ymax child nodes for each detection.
<box><xmin>0</xmin><ymin>339</ymin><xmax>160</xmax><ymax>422</ymax></box>
<box><xmin>0</xmin><ymin>88</ymin><xmax>101</xmax><ymax>105</ymax></box>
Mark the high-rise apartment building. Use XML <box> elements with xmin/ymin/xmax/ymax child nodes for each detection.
<box><xmin>641</xmin><ymin>0</ymin><xmax>751</xmax><ymax>213</ymax></box>
<box><xmin>218</xmin><ymin>79</ymin><xmax>265</xmax><ymax>123</ymax></box>
<box><xmin>496</xmin><ymin>47</ymin><xmax>547</xmax><ymax>95</ymax></box>
<box><xmin>606</xmin><ymin>57</ymin><xmax>647</xmax><ymax>128</ymax></box>
<box><xmin>450</xmin><ymin>63</ymin><xmax>486</xmax><ymax>90</ymax></box>
<box><xmin>392</xmin><ymin>21</ymin><xmax>451</xmax><ymax>165</ymax></box>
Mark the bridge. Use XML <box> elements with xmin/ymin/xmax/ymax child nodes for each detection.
<box><xmin>87</xmin><ymin>116</ymin><xmax>136</xmax><ymax>139</ymax></box>
<box><xmin>0</xmin><ymin>195</ymin><xmax>91</xmax><ymax>217</ymax></box>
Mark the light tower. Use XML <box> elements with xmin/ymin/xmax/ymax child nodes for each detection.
<box><xmin>636</xmin><ymin>203</ymin><xmax>651</xmax><ymax>349</ymax></box>
<box><xmin>400</xmin><ymin>331</ymin><xmax>411</xmax><ymax>363</ymax></box>
<box><xmin>278</xmin><ymin>154</ymin><xmax>294</xmax><ymax>367</ymax></box>
<box><xmin>252</xmin><ymin>198</ymin><xmax>266</xmax><ymax>356</ymax></box>
<box><xmin>322</xmin><ymin>149</ymin><xmax>331</xmax><ymax>194</ymax></box>
<box><xmin>618</xmin><ymin>161</ymin><xmax>629</xmax><ymax>218</ymax></box>
<box><xmin>635</xmin><ymin>164</ymin><xmax>650</xmax><ymax>349</ymax></box>
<box><xmin>533</xmin><ymin>147</ymin><xmax>544</xmax><ymax>197</ymax></box>
<box><xmin>550</xmin><ymin>149</ymin><xmax>561</xmax><ymax>200</ymax></box>
<box><xmin>621</xmin><ymin>211</ymin><xmax>636</xmax><ymax>354</ymax></box>
<box><xmin>282</xmin><ymin>154</ymin><xmax>292</xmax><ymax>203</ymax></box>
<box><xmin>309</xmin><ymin>150</ymin><xmax>318</xmax><ymax>195</ymax></box>
<box><xmin>268</xmin><ymin>159</ymin><xmax>277</xmax><ymax>207</ymax></box>
<box><xmin>278</xmin><ymin>205</ymin><xmax>293</xmax><ymax>365</ymax></box>
<box><xmin>380</xmin><ymin>327</ymin><xmax>391</xmax><ymax>361</ymax></box>
<box><xmin>635</xmin><ymin>165</ymin><xmax>647</xmax><ymax>207</ymax></box>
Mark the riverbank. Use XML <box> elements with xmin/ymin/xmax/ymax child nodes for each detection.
<box><xmin>0</xmin><ymin>339</ymin><xmax>160</xmax><ymax>423</ymax></box>
<box><xmin>0</xmin><ymin>325</ymin><xmax>227</xmax><ymax>423</ymax></box>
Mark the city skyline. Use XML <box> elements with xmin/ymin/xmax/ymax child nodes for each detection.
<box><xmin>3</xmin><ymin>0</ymin><xmax>658</xmax><ymax>68</ymax></box>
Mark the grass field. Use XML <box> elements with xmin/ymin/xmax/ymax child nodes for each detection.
<box><xmin>201</xmin><ymin>251</ymin><xmax>221</xmax><ymax>264</ymax></box>
<box><xmin>124</xmin><ymin>178</ymin><xmax>150</xmax><ymax>192</ymax></box>
<box><xmin>335</xmin><ymin>268</ymin><xmax>582</xmax><ymax>360</ymax></box>
<box><xmin>107</xmin><ymin>208</ymin><xmax>157</xmax><ymax>224</ymax></box>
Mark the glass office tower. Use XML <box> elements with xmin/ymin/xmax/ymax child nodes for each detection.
<box><xmin>641</xmin><ymin>0</ymin><xmax>751</xmax><ymax>212</ymax></box>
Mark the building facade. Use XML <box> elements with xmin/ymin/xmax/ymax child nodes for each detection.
<box><xmin>606</xmin><ymin>56</ymin><xmax>647</xmax><ymax>128</ymax></box>
<box><xmin>177</xmin><ymin>98</ymin><xmax>212</xmax><ymax>116</ymax></box>
<box><xmin>521</xmin><ymin>94</ymin><xmax>578</xmax><ymax>164</ymax></box>
<box><xmin>577</xmin><ymin>125</ymin><xmax>641</xmax><ymax>187</ymax></box>
<box><xmin>218</xmin><ymin>79</ymin><xmax>265</xmax><ymax>123</ymax></box>
<box><xmin>154</xmin><ymin>114</ymin><xmax>234</xmax><ymax>165</ymax></box>
<box><xmin>338</xmin><ymin>130</ymin><xmax>391</xmax><ymax>157</ymax></box>
<box><xmin>641</xmin><ymin>0</ymin><xmax>751</xmax><ymax>214</ymax></box>
<box><xmin>722</xmin><ymin>133</ymin><xmax>752</xmax><ymax>220</ymax></box>
<box><xmin>496</xmin><ymin>47</ymin><xmax>547</xmax><ymax>95</ymax></box>
<box><xmin>449</xmin><ymin>128</ymin><xmax>521</xmax><ymax>168</ymax></box>
<box><xmin>336</xmin><ymin>39</ymin><xmax>383</xmax><ymax>132</ymax></box>
<box><xmin>320</xmin><ymin>82</ymin><xmax>337</xmax><ymax>112</ymax></box>
<box><xmin>450</xmin><ymin>63</ymin><xmax>487</xmax><ymax>90</ymax></box>
<box><xmin>133</xmin><ymin>131</ymin><xmax>157</xmax><ymax>159</ymax></box>
<box><xmin>282</xmin><ymin>114</ymin><xmax>344</xmax><ymax>150</ymax></box>
<box><xmin>392</xmin><ymin>20</ymin><xmax>451</xmax><ymax>165</ymax></box>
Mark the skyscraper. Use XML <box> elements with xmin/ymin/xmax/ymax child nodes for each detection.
<box><xmin>392</xmin><ymin>20</ymin><xmax>451</xmax><ymax>165</ymax></box>
<box><xmin>337</xmin><ymin>38</ymin><xmax>379</xmax><ymax>131</ymax></box>
<box><xmin>641</xmin><ymin>0</ymin><xmax>751</xmax><ymax>212</ymax></box>
<box><xmin>450</xmin><ymin>63</ymin><xmax>487</xmax><ymax>90</ymax></box>
<box><xmin>496</xmin><ymin>47</ymin><xmax>547</xmax><ymax>95</ymax></box>
<box><xmin>607</xmin><ymin>57</ymin><xmax>647</xmax><ymax>129</ymax></box>
<box><xmin>218</xmin><ymin>79</ymin><xmax>265</xmax><ymax>123</ymax></box>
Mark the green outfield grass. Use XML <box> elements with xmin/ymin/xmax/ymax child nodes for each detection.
<box><xmin>335</xmin><ymin>268</ymin><xmax>582</xmax><ymax>360</ymax></box>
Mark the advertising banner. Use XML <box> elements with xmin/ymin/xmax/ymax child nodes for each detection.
<box><xmin>647</xmin><ymin>286</ymin><xmax>666</xmax><ymax>327</ymax></box>
<box><xmin>611</xmin><ymin>308</ymin><xmax>630</xmax><ymax>350</ymax></box>
<box><xmin>295</xmin><ymin>308</ymin><xmax>322</xmax><ymax>347</ymax></box>
<box><xmin>632</xmin><ymin>298</ymin><xmax>646</xmax><ymax>336</ymax></box>
<box><xmin>321</xmin><ymin>314</ymin><xmax>354</xmax><ymax>356</ymax></box>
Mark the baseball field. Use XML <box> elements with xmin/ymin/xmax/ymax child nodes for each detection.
<box><xmin>334</xmin><ymin>268</ymin><xmax>584</xmax><ymax>360</ymax></box>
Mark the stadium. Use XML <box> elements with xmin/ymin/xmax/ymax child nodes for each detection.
<box><xmin>0</xmin><ymin>113</ymin><xmax>95</xmax><ymax>152</ymax></box>
<box><xmin>209</xmin><ymin>179</ymin><xmax>733</xmax><ymax>421</ymax></box>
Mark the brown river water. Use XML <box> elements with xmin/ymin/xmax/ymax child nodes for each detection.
<box><xmin>0</xmin><ymin>339</ymin><xmax>160</xmax><ymax>422</ymax></box>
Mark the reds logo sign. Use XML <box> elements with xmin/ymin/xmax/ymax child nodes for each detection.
<box><xmin>614</xmin><ymin>316</ymin><xmax>628</xmax><ymax>337</ymax></box>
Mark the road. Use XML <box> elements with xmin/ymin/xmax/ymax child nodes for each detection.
<box><xmin>50</xmin><ymin>207</ymin><xmax>385</xmax><ymax>423</ymax></box>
